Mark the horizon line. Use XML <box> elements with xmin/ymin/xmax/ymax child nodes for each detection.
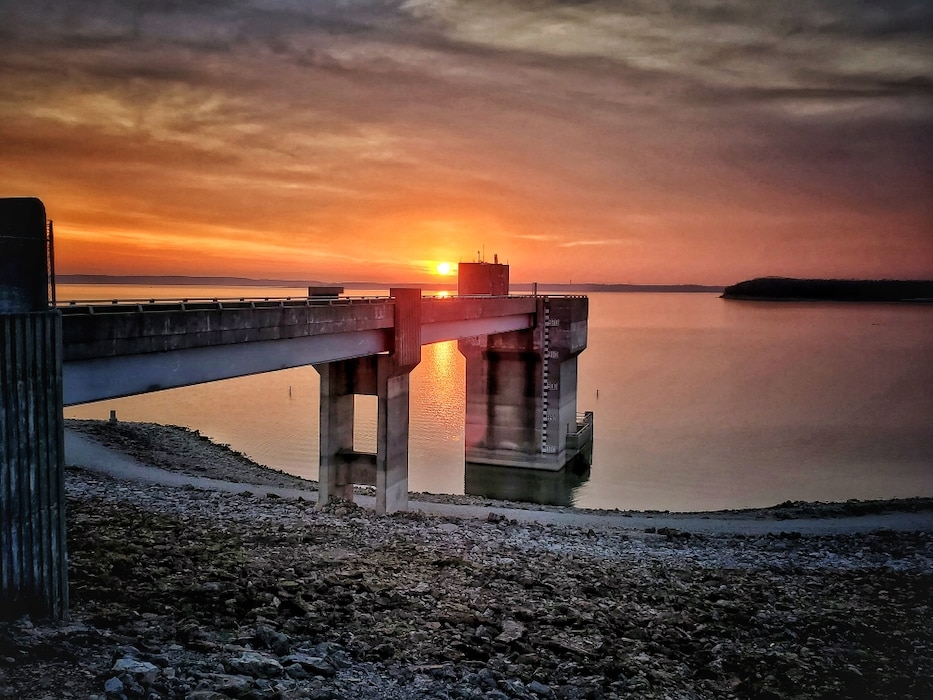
<box><xmin>55</xmin><ymin>273</ymin><xmax>729</xmax><ymax>290</ymax></box>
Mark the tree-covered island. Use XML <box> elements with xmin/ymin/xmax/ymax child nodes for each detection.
<box><xmin>722</xmin><ymin>277</ymin><xmax>933</xmax><ymax>302</ymax></box>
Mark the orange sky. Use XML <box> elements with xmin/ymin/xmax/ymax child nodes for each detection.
<box><xmin>1</xmin><ymin>1</ymin><xmax>931</xmax><ymax>285</ymax></box>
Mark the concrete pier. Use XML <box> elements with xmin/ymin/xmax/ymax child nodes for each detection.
<box><xmin>458</xmin><ymin>262</ymin><xmax>591</xmax><ymax>470</ymax></box>
<box><xmin>315</xmin><ymin>288</ymin><xmax>421</xmax><ymax>514</ymax></box>
<box><xmin>0</xmin><ymin>198</ymin><xmax>68</xmax><ymax>621</ymax></box>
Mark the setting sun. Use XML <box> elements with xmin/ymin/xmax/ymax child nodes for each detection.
<box><xmin>436</xmin><ymin>262</ymin><xmax>453</xmax><ymax>276</ymax></box>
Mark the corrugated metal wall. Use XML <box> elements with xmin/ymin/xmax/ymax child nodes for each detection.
<box><xmin>0</xmin><ymin>311</ymin><xmax>68</xmax><ymax>620</ymax></box>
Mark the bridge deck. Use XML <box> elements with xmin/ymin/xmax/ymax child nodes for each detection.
<box><xmin>59</xmin><ymin>294</ymin><xmax>547</xmax><ymax>405</ymax></box>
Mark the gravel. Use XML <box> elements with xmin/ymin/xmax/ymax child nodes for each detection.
<box><xmin>1</xmin><ymin>421</ymin><xmax>930</xmax><ymax>699</ymax></box>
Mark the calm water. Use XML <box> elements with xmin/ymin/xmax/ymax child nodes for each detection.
<box><xmin>61</xmin><ymin>285</ymin><xmax>933</xmax><ymax>511</ymax></box>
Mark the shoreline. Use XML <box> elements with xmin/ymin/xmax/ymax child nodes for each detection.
<box><xmin>64</xmin><ymin>418</ymin><xmax>933</xmax><ymax>526</ymax></box>
<box><xmin>2</xmin><ymin>420</ymin><xmax>929</xmax><ymax>699</ymax></box>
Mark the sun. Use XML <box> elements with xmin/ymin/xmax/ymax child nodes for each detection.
<box><xmin>436</xmin><ymin>261</ymin><xmax>453</xmax><ymax>276</ymax></box>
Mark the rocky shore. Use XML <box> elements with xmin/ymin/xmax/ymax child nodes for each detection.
<box><xmin>2</xmin><ymin>421</ymin><xmax>931</xmax><ymax>699</ymax></box>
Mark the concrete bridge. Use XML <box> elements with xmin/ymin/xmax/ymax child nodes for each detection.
<box><xmin>1</xmin><ymin>197</ymin><xmax>591</xmax><ymax>620</ymax></box>
<box><xmin>60</xmin><ymin>293</ymin><xmax>542</xmax><ymax>403</ymax></box>
<box><xmin>58</xmin><ymin>286</ymin><xmax>591</xmax><ymax>515</ymax></box>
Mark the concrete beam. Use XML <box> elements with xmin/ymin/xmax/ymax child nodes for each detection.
<box><xmin>421</xmin><ymin>313</ymin><xmax>534</xmax><ymax>345</ymax></box>
<box><xmin>61</xmin><ymin>301</ymin><xmax>394</xmax><ymax>361</ymax></box>
<box><xmin>63</xmin><ymin>328</ymin><xmax>392</xmax><ymax>405</ymax></box>
<box><xmin>421</xmin><ymin>295</ymin><xmax>536</xmax><ymax>324</ymax></box>
<box><xmin>336</xmin><ymin>452</ymin><xmax>377</xmax><ymax>487</ymax></box>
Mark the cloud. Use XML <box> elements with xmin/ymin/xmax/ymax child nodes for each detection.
<box><xmin>558</xmin><ymin>238</ymin><xmax>626</xmax><ymax>248</ymax></box>
<box><xmin>0</xmin><ymin>0</ymin><xmax>930</xmax><ymax>282</ymax></box>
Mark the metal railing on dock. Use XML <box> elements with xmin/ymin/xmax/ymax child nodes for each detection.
<box><xmin>566</xmin><ymin>411</ymin><xmax>594</xmax><ymax>451</ymax></box>
<box><xmin>56</xmin><ymin>295</ymin><xmax>393</xmax><ymax>314</ymax></box>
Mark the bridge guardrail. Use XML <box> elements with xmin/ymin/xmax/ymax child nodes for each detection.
<box><xmin>57</xmin><ymin>295</ymin><xmax>393</xmax><ymax>314</ymax></box>
<box><xmin>56</xmin><ymin>292</ymin><xmax>584</xmax><ymax>315</ymax></box>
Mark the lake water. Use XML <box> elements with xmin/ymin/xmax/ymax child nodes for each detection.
<box><xmin>60</xmin><ymin>284</ymin><xmax>933</xmax><ymax>511</ymax></box>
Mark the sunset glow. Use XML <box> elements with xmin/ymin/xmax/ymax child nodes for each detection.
<box><xmin>436</xmin><ymin>262</ymin><xmax>453</xmax><ymax>276</ymax></box>
<box><xmin>0</xmin><ymin>2</ymin><xmax>930</xmax><ymax>284</ymax></box>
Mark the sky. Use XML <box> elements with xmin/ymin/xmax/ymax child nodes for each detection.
<box><xmin>1</xmin><ymin>1</ymin><xmax>931</xmax><ymax>285</ymax></box>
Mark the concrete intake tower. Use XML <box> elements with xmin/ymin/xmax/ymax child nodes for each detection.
<box><xmin>458</xmin><ymin>261</ymin><xmax>593</xmax><ymax>470</ymax></box>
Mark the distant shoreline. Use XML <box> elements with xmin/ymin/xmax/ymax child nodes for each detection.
<box><xmin>56</xmin><ymin>274</ymin><xmax>725</xmax><ymax>294</ymax></box>
<box><xmin>722</xmin><ymin>277</ymin><xmax>933</xmax><ymax>303</ymax></box>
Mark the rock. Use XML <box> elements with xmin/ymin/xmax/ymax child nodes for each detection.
<box><xmin>484</xmin><ymin>692</ymin><xmax>510</xmax><ymax>700</ymax></box>
<box><xmin>208</xmin><ymin>674</ymin><xmax>253</xmax><ymax>695</ymax></box>
<box><xmin>254</xmin><ymin>624</ymin><xmax>291</xmax><ymax>655</ymax></box>
<box><xmin>225</xmin><ymin>651</ymin><xmax>284</xmax><ymax>678</ymax></box>
<box><xmin>9</xmin><ymin>434</ymin><xmax>925</xmax><ymax>700</ymax></box>
<box><xmin>372</xmin><ymin>642</ymin><xmax>395</xmax><ymax>660</ymax></box>
<box><xmin>282</xmin><ymin>653</ymin><xmax>337</xmax><ymax>677</ymax></box>
<box><xmin>477</xmin><ymin>667</ymin><xmax>500</xmax><ymax>689</ymax></box>
<box><xmin>283</xmin><ymin>662</ymin><xmax>309</xmax><ymax>679</ymax></box>
<box><xmin>657</xmin><ymin>526</ymin><xmax>691</xmax><ymax>540</ymax></box>
<box><xmin>112</xmin><ymin>657</ymin><xmax>159</xmax><ymax>677</ymax></box>
<box><xmin>102</xmin><ymin>676</ymin><xmax>123</xmax><ymax>697</ymax></box>
<box><xmin>496</xmin><ymin>620</ymin><xmax>525</xmax><ymax>644</ymax></box>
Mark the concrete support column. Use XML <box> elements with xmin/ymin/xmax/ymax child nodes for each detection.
<box><xmin>460</xmin><ymin>329</ymin><xmax>542</xmax><ymax>466</ymax></box>
<box><xmin>316</xmin><ymin>360</ymin><xmax>359</xmax><ymax>504</ymax></box>
<box><xmin>375</xmin><ymin>359</ymin><xmax>411</xmax><ymax>514</ymax></box>
<box><xmin>314</xmin><ymin>288</ymin><xmax>420</xmax><ymax>514</ymax></box>
<box><xmin>459</xmin><ymin>295</ymin><xmax>589</xmax><ymax>470</ymax></box>
<box><xmin>1</xmin><ymin>197</ymin><xmax>68</xmax><ymax>621</ymax></box>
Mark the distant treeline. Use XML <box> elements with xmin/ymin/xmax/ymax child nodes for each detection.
<box><xmin>722</xmin><ymin>277</ymin><xmax>933</xmax><ymax>302</ymax></box>
<box><xmin>55</xmin><ymin>274</ymin><xmax>451</xmax><ymax>290</ymax></box>
<box><xmin>511</xmin><ymin>283</ymin><xmax>725</xmax><ymax>293</ymax></box>
<box><xmin>58</xmin><ymin>275</ymin><xmax>726</xmax><ymax>294</ymax></box>
<box><xmin>56</xmin><ymin>274</ymin><xmax>325</xmax><ymax>287</ymax></box>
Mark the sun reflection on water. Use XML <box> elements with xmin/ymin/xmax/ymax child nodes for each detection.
<box><xmin>412</xmin><ymin>340</ymin><xmax>464</xmax><ymax>444</ymax></box>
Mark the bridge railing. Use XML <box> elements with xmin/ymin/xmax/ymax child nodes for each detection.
<box><xmin>56</xmin><ymin>295</ymin><xmax>393</xmax><ymax>314</ymax></box>
<box><xmin>55</xmin><ymin>292</ymin><xmax>584</xmax><ymax>315</ymax></box>
<box><xmin>422</xmin><ymin>293</ymin><xmax>587</xmax><ymax>303</ymax></box>
<box><xmin>422</xmin><ymin>293</ymin><xmax>541</xmax><ymax>301</ymax></box>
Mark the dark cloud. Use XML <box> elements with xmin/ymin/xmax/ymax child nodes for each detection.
<box><xmin>0</xmin><ymin>0</ymin><xmax>929</xmax><ymax>281</ymax></box>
